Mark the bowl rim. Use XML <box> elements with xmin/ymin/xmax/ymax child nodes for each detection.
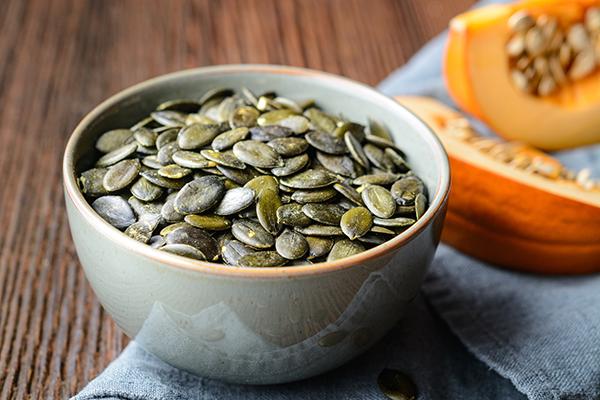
<box><xmin>63</xmin><ymin>64</ymin><xmax>450</xmax><ymax>279</ymax></box>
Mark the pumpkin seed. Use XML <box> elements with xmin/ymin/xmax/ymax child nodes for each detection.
<box><xmin>185</xmin><ymin>214</ymin><xmax>231</xmax><ymax>231</ymax></box>
<box><xmin>256</xmin><ymin>188</ymin><xmax>282</xmax><ymax>234</ymax></box>
<box><xmin>79</xmin><ymin>168</ymin><xmax>109</xmax><ymax>196</ymax></box>
<box><xmin>267</xmin><ymin>137</ymin><xmax>309</xmax><ymax>156</ymax></box>
<box><xmin>257</xmin><ymin>109</ymin><xmax>299</xmax><ymax>126</ymax></box>
<box><xmin>273</xmin><ymin>97</ymin><xmax>303</xmax><ymax>113</ymax></box>
<box><xmin>271</xmin><ymin>153</ymin><xmax>310</xmax><ymax>176</ymax></box>
<box><xmin>305</xmin><ymin>131</ymin><xmax>347</xmax><ymax>154</ymax></box>
<box><xmin>161</xmin><ymin>196</ymin><xmax>185</xmax><ymax>223</ymax></box>
<box><xmin>377</xmin><ymin>368</ymin><xmax>418</xmax><ymax>400</ymax></box>
<box><xmin>158</xmin><ymin>164</ymin><xmax>192</xmax><ymax>179</ymax></box>
<box><xmin>333</xmin><ymin>182</ymin><xmax>365</xmax><ymax>206</ymax></box>
<box><xmin>280</xmin><ymin>169</ymin><xmax>337</xmax><ymax>189</ymax></box>
<box><xmin>290</xmin><ymin>187</ymin><xmax>337</xmax><ymax>203</ymax></box>
<box><xmin>156</xmin><ymin>99</ymin><xmax>200</xmax><ymax>113</ymax></box>
<box><xmin>142</xmin><ymin>155</ymin><xmax>165</xmax><ymax>169</ymax></box>
<box><xmin>237</xmin><ymin>251</ymin><xmax>287</xmax><ymax>267</ymax></box>
<box><xmin>214</xmin><ymin>187</ymin><xmax>256</xmax><ymax>215</ymax></box>
<box><xmin>249</xmin><ymin>125</ymin><xmax>294</xmax><ymax>142</ymax></box>
<box><xmin>368</xmin><ymin>116</ymin><xmax>393</xmax><ymax>142</ymax></box>
<box><xmin>200</xmin><ymin>149</ymin><xmax>245</xmax><ymax>169</ymax></box>
<box><xmin>391</xmin><ymin>175</ymin><xmax>425</xmax><ymax>205</ymax></box>
<box><xmin>276</xmin><ymin>203</ymin><xmax>313</xmax><ymax>227</ymax></box>
<box><xmin>141</xmin><ymin>170</ymin><xmax>187</xmax><ymax>190</ymax></box>
<box><xmin>231</xmin><ymin>219</ymin><xmax>275</xmax><ymax>249</ymax></box>
<box><xmin>327</xmin><ymin>240</ymin><xmax>365</xmax><ymax>262</ymax></box>
<box><xmin>304</xmin><ymin>108</ymin><xmax>337</xmax><ymax>134</ymax></box>
<box><xmin>305</xmin><ymin>236</ymin><xmax>334</xmax><ymax>259</ymax></box>
<box><xmin>363</xmin><ymin>144</ymin><xmax>395</xmax><ymax>172</ymax></box>
<box><xmin>124</xmin><ymin>220</ymin><xmax>154</xmax><ymax>243</ymax></box>
<box><xmin>415</xmin><ymin>193</ymin><xmax>427</xmax><ymax>220</ymax></box>
<box><xmin>161</xmin><ymin>244</ymin><xmax>206</xmax><ymax>260</ymax></box>
<box><xmin>361</xmin><ymin>185</ymin><xmax>396</xmax><ymax>218</ymax></box>
<box><xmin>353</xmin><ymin>172</ymin><xmax>399</xmax><ymax>186</ymax></box>
<box><xmin>165</xmin><ymin>226</ymin><xmax>220</xmax><ymax>261</ymax></box>
<box><xmin>373</xmin><ymin>217</ymin><xmax>415</xmax><ymax>228</ymax></box>
<box><xmin>211</xmin><ymin>127</ymin><xmax>250</xmax><ymax>151</ymax></box>
<box><xmin>302</xmin><ymin>203</ymin><xmax>346</xmax><ymax>225</ymax></box>
<box><xmin>178</xmin><ymin>123</ymin><xmax>220</xmax><ymax>150</ymax></box>
<box><xmin>233</xmin><ymin>140</ymin><xmax>284</xmax><ymax>168</ymax></box>
<box><xmin>95</xmin><ymin>129</ymin><xmax>134</xmax><ymax>153</ymax></box>
<box><xmin>221</xmin><ymin>240</ymin><xmax>255</xmax><ymax>265</ymax></box>
<box><xmin>316</xmin><ymin>151</ymin><xmax>357</xmax><ymax>178</ymax></box>
<box><xmin>130</xmin><ymin>177</ymin><xmax>164</xmax><ymax>202</ymax></box>
<box><xmin>95</xmin><ymin>143</ymin><xmax>137</xmax><ymax>167</ymax></box>
<box><xmin>133</xmin><ymin>127</ymin><xmax>159</xmax><ymax>147</ymax></box>
<box><xmin>151</xmin><ymin>110</ymin><xmax>187</xmax><ymax>126</ymax></box>
<box><xmin>275</xmin><ymin>230</ymin><xmax>309</xmax><ymax>260</ymax></box>
<box><xmin>508</xmin><ymin>10</ymin><xmax>534</xmax><ymax>33</ymax></box>
<box><xmin>294</xmin><ymin>225</ymin><xmax>344</xmax><ymax>236</ymax></box>
<box><xmin>91</xmin><ymin>196</ymin><xmax>136</xmax><ymax>229</ymax></box>
<box><xmin>273</xmin><ymin>115</ymin><xmax>310</xmax><ymax>134</ymax></box>
<box><xmin>174</xmin><ymin>176</ymin><xmax>226</xmax><ymax>214</ymax></box>
<box><xmin>156</xmin><ymin>128</ymin><xmax>179</xmax><ymax>149</ymax></box>
<box><xmin>148</xmin><ymin>235</ymin><xmax>167</xmax><ymax>249</ymax></box>
<box><xmin>128</xmin><ymin>196</ymin><xmax>163</xmax><ymax>217</ymax></box>
<box><xmin>385</xmin><ymin>148</ymin><xmax>410</xmax><ymax>172</ymax></box>
<box><xmin>230</xmin><ymin>106</ymin><xmax>260</xmax><ymax>128</ymax></box>
<box><xmin>172</xmin><ymin>151</ymin><xmax>216</xmax><ymax>169</ymax></box>
<box><xmin>157</xmin><ymin>141</ymin><xmax>181</xmax><ymax>165</ymax></box>
<box><xmin>160</xmin><ymin>222</ymin><xmax>191</xmax><ymax>236</ymax></box>
<box><xmin>344</xmin><ymin>131</ymin><xmax>370</xmax><ymax>168</ymax></box>
<box><xmin>244</xmin><ymin>175</ymin><xmax>279</xmax><ymax>196</ymax></box>
<box><xmin>341</xmin><ymin>206</ymin><xmax>372</xmax><ymax>240</ymax></box>
<box><xmin>199</xmin><ymin>87</ymin><xmax>233</xmax><ymax>105</ymax></box>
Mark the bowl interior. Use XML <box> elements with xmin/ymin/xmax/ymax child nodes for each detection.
<box><xmin>65</xmin><ymin>65</ymin><xmax>449</xmax><ymax>275</ymax></box>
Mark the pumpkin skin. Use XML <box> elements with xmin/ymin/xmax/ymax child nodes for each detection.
<box><xmin>443</xmin><ymin>0</ymin><xmax>600</xmax><ymax>150</ymax></box>
<box><xmin>395</xmin><ymin>95</ymin><xmax>600</xmax><ymax>275</ymax></box>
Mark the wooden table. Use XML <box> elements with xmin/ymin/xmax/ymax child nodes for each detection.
<box><xmin>0</xmin><ymin>0</ymin><xmax>476</xmax><ymax>397</ymax></box>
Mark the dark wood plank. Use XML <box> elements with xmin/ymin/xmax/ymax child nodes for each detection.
<box><xmin>0</xmin><ymin>0</ymin><xmax>476</xmax><ymax>397</ymax></box>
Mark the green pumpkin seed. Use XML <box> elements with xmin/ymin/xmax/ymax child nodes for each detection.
<box><xmin>130</xmin><ymin>177</ymin><xmax>164</xmax><ymax>202</ymax></box>
<box><xmin>256</xmin><ymin>96</ymin><xmax>281</xmax><ymax>112</ymax></box>
<box><xmin>237</xmin><ymin>251</ymin><xmax>287</xmax><ymax>267</ymax></box>
<box><xmin>280</xmin><ymin>169</ymin><xmax>337</xmax><ymax>189</ymax></box>
<box><xmin>244</xmin><ymin>175</ymin><xmax>279</xmax><ymax>196</ymax></box>
<box><xmin>257</xmin><ymin>109</ymin><xmax>299</xmax><ymax>126</ymax></box>
<box><xmin>158</xmin><ymin>164</ymin><xmax>192</xmax><ymax>179</ymax></box>
<box><xmin>415</xmin><ymin>193</ymin><xmax>427</xmax><ymax>220</ymax></box>
<box><xmin>142</xmin><ymin>155</ymin><xmax>165</xmax><ymax>169</ymax></box>
<box><xmin>273</xmin><ymin>115</ymin><xmax>310</xmax><ymax>134</ymax></box>
<box><xmin>200</xmin><ymin>149</ymin><xmax>246</xmax><ymax>169</ymax></box>
<box><xmin>373</xmin><ymin>217</ymin><xmax>416</xmax><ymax>228</ymax></box>
<box><xmin>290</xmin><ymin>187</ymin><xmax>337</xmax><ymax>203</ymax></box>
<box><xmin>161</xmin><ymin>197</ymin><xmax>185</xmax><ymax>223</ymax></box>
<box><xmin>273</xmin><ymin>97</ymin><xmax>303</xmax><ymax>113</ymax></box>
<box><xmin>95</xmin><ymin>129</ymin><xmax>134</xmax><ymax>153</ymax></box>
<box><xmin>391</xmin><ymin>175</ymin><xmax>425</xmax><ymax>205</ymax></box>
<box><xmin>217</xmin><ymin>165</ymin><xmax>260</xmax><ymax>185</ymax></box>
<box><xmin>302</xmin><ymin>203</ymin><xmax>346</xmax><ymax>225</ymax></box>
<box><xmin>156</xmin><ymin>99</ymin><xmax>200</xmax><ymax>113</ymax></box>
<box><xmin>231</xmin><ymin>219</ymin><xmax>275</xmax><ymax>249</ymax></box>
<box><xmin>211</xmin><ymin>127</ymin><xmax>250</xmax><ymax>151</ymax></box>
<box><xmin>305</xmin><ymin>131</ymin><xmax>347</xmax><ymax>154</ymax></box>
<box><xmin>148</xmin><ymin>235</ymin><xmax>167</xmax><ymax>249</ymax></box>
<box><xmin>233</xmin><ymin>140</ymin><xmax>284</xmax><ymax>168</ymax></box>
<box><xmin>141</xmin><ymin>170</ymin><xmax>187</xmax><ymax>190</ymax></box>
<box><xmin>151</xmin><ymin>110</ymin><xmax>187</xmax><ymax>126</ymax></box>
<box><xmin>174</xmin><ymin>176</ymin><xmax>226</xmax><ymax>214</ymax></box>
<box><xmin>275</xmin><ymin>230</ymin><xmax>309</xmax><ymax>259</ymax></box>
<box><xmin>95</xmin><ymin>143</ymin><xmax>137</xmax><ymax>167</ymax></box>
<box><xmin>91</xmin><ymin>196</ymin><xmax>136</xmax><ymax>229</ymax></box>
<box><xmin>185</xmin><ymin>214</ymin><xmax>232</xmax><ymax>231</ymax></box>
<box><xmin>333</xmin><ymin>182</ymin><xmax>365</xmax><ymax>206</ymax></box>
<box><xmin>256</xmin><ymin>188</ymin><xmax>282</xmax><ymax>235</ymax></box>
<box><xmin>178</xmin><ymin>123</ymin><xmax>220</xmax><ymax>150</ymax></box>
<box><xmin>165</xmin><ymin>226</ymin><xmax>220</xmax><ymax>261</ymax></box>
<box><xmin>214</xmin><ymin>187</ymin><xmax>256</xmax><ymax>215</ymax></box>
<box><xmin>365</xmin><ymin>134</ymin><xmax>405</xmax><ymax>155</ymax></box>
<box><xmin>333</xmin><ymin>122</ymin><xmax>365</xmax><ymax>142</ymax></box>
<box><xmin>271</xmin><ymin>153</ymin><xmax>310</xmax><ymax>177</ymax></box>
<box><xmin>294</xmin><ymin>225</ymin><xmax>344</xmax><ymax>236</ymax></box>
<box><xmin>363</xmin><ymin>144</ymin><xmax>395</xmax><ymax>172</ymax></box>
<box><xmin>377</xmin><ymin>368</ymin><xmax>418</xmax><ymax>400</ymax></box>
<box><xmin>385</xmin><ymin>148</ymin><xmax>410</xmax><ymax>172</ymax></box>
<box><xmin>344</xmin><ymin>131</ymin><xmax>370</xmax><ymax>168</ymax></box>
<box><xmin>249</xmin><ymin>125</ymin><xmax>294</xmax><ymax>142</ymax></box>
<box><xmin>128</xmin><ymin>196</ymin><xmax>163</xmax><ymax>217</ymax></box>
<box><xmin>156</xmin><ymin>128</ymin><xmax>179</xmax><ymax>149</ymax></box>
<box><xmin>133</xmin><ymin>127</ymin><xmax>159</xmax><ymax>147</ymax></box>
<box><xmin>276</xmin><ymin>203</ymin><xmax>313</xmax><ymax>227</ymax></box>
<box><xmin>305</xmin><ymin>236</ymin><xmax>334</xmax><ymax>259</ymax></box>
<box><xmin>370</xmin><ymin>226</ymin><xmax>396</xmax><ymax>235</ymax></box>
<box><xmin>160</xmin><ymin>222</ymin><xmax>190</xmax><ymax>236</ymax></box>
<box><xmin>157</xmin><ymin>141</ymin><xmax>181</xmax><ymax>165</ymax></box>
<box><xmin>267</xmin><ymin>137</ymin><xmax>309</xmax><ymax>157</ymax></box>
<box><xmin>327</xmin><ymin>239</ymin><xmax>365</xmax><ymax>262</ymax></box>
<box><xmin>368</xmin><ymin>116</ymin><xmax>393</xmax><ymax>142</ymax></box>
<box><xmin>316</xmin><ymin>151</ymin><xmax>357</xmax><ymax>178</ymax></box>
<box><xmin>341</xmin><ymin>206</ymin><xmax>372</xmax><ymax>240</ymax></box>
<box><xmin>222</xmin><ymin>240</ymin><xmax>255</xmax><ymax>265</ymax></box>
<box><xmin>230</xmin><ymin>106</ymin><xmax>260</xmax><ymax>128</ymax></box>
<box><xmin>124</xmin><ymin>220</ymin><xmax>154</xmax><ymax>243</ymax></box>
<box><xmin>161</xmin><ymin>244</ymin><xmax>206</xmax><ymax>260</ymax></box>
<box><xmin>353</xmin><ymin>173</ymin><xmax>399</xmax><ymax>186</ymax></box>
<box><xmin>304</xmin><ymin>108</ymin><xmax>337</xmax><ymax>134</ymax></box>
<box><xmin>172</xmin><ymin>151</ymin><xmax>216</xmax><ymax>169</ymax></box>
<box><xmin>79</xmin><ymin>168</ymin><xmax>109</xmax><ymax>196</ymax></box>
<box><xmin>186</xmin><ymin>113</ymin><xmax>217</xmax><ymax>126</ymax></box>
<box><xmin>357</xmin><ymin>233</ymin><xmax>387</xmax><ymax>246</ymax></box>
<box><xmin>240</xmin><ymin>87</ymin><xmax>259</xmax><ymax>107</ymax></box>
<box><xmin>361</xmin><ymin>185</ymin><xmax>396</xmax><ymax>218</ymax></box>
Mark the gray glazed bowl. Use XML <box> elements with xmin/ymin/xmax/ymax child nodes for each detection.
<box><xmin>63</xmin><ymin>65</ymin><xmax>450</xmax><ymax>385</ymax></box>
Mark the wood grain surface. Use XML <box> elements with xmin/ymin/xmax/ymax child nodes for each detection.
<box><xmin>0</xmin><ymin>0</ymin><xmax>476</xmax><ymax>397</ymax></box>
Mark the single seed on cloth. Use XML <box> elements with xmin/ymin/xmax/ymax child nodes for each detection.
<box><xmin>302</xmin><ymin>203</ymin><xmax>346</xmax><ymax>225</ymax></box>
<box><xmin>327</xmin><ymin>240</ymin><xmax>365</xmax><ymax>262</ymax></box>
<box><xmin>237</xmin><ymin>251</ymin><xmax>288</xmax><ymax>267</ymax></box>
<box><xmin>275</xmin><ymin>230</ymin><xmax>309</xmax><ymax>260</ymax></box>
<box><xmin>231</xmin><ymin>219</ymin><xmax>275</xmax><ymax>249</ymax></box>
<box><xmin>361</xmin><ymin>185</ymin><xmax>396</xmax><ymax>218</ymax></box>
<box><xmin>124</xmin><ymin>220</ymin><xmax>154</xmax><ymax>243</ymax></box>
<box><xmin>91</xmin><ymin>195</ymin><xmax>136</xmax><ymax>229</ymax></box>
<box><xmin>214</xmin><ymin>187</ymin><xmax>255</xmax><ymax>215</ymax></box>
<box><xmin>174</xmin><ymin>176</ymin><xmax>226</xmax><ymax>214</ymax></box>
<box><xmin>95</xmin><ymin>143</ymin><xmax>137</xmax><ymax>167</ymax></box>
<box><xmin>377</xmin><ymin>368</ymin><xmax>418</xmax><ymax>400</ymax></box>
<box><xmin>95</xmin><ymin>129</ymin><xmax>134</xmax><ymax>153</ymax></box>
<box><xmin>232</xmin><ymin>140</ymin><xmax>285</xmax><ymax>168</ymax></box>
<box><xmin>341</xmin><ymin>206</ymin><xmax>372</xmax><ymax>240</ymax></box>
<box><xmin>165</xmin><ymin>226</ymin><xmax>220</xmax><ymax>261</ymax></box>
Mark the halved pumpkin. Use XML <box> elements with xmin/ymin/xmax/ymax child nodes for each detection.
<box><xmin>395</xmin><ymin>95</ymin><xmax>600</xmax><ymax>275</ymax></box>
<box><xmin>444</xmin><ymin>0</ymin><xmax>600</xmax><ymax>150</ymax></box>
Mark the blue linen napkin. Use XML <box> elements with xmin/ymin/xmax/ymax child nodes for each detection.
<box><xmin>74</xmin><ymin>1</ymin><xmax>600</xmax><ymax>398</ymax></box>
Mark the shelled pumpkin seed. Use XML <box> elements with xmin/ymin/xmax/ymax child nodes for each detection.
<box><xmin>78</xmin><ymin>87</ymin><xmax>431</xmax><ymax>267</ymax></box>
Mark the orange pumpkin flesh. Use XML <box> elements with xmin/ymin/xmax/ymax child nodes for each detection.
<box><xmin>444</xmin><ymin>0</ymin><xmax>600</xmax><ymax>150</ymax></box>
<box><xmin>395</xmin><ymin>95</ymin><xmax>600</xmax><ymax>275</ymax></box>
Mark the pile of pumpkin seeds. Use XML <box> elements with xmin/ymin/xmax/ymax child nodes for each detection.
<box><xmin>507</xmin><ymin>6</ymin><xmax>600</xmax><ymax>96</ymax></box>
<box><xmin>445</xmin><ymin>116</ymin><xmax>600</xmax><ymax>190</ymax></box>
<box><xmin>78</xmin><ymin>87</ymin><xmax>429</xmax><ymax>267</ymax></box>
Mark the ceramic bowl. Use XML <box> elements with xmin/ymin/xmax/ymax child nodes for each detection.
<box><xmin>63</xmin><ymin>65</ymin><xmax>450</xmax><ymax>385</ymax></box>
